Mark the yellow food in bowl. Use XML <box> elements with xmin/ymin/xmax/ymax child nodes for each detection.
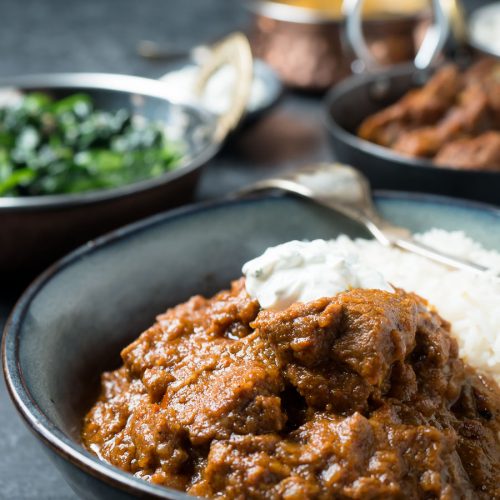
<box><xmin>273</xmin><ymin>0</ymin><xmax>428</xmax><ymax>18</ymax></box>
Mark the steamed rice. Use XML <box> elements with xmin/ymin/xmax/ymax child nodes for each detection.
<box><xmin>330</xmin><ymin>229</ymin><xmax>500</xmax><ymax>384</ymax></box>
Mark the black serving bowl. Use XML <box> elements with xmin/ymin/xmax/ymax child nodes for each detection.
<box><xmin>0</xmin><ymin>73</ymin><xmax>220</xmax><ymax>280</ymax></box>
<box><xmin>324</xmin><ymin>64</ymin><xmax>500</xmax><ymax>206</ymax></box>
<box><xmin>3</xmin><ymin>192</ymin><xmax>500</xmax><ymax>499</ymax></box>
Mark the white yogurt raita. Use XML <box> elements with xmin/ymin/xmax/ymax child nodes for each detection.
<box><xmin>242</xmin><ymin>239</ymin><xmax>393</xmax><ymax>310</ymax></box>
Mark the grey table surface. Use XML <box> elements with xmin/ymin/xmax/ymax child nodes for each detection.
<box><xmin>0</xmin><ymin>0</ymin><xmax>490</xmax><ymax>498</ymax></box>
<box><xmin>0</xmin><ymin>0</ymin><xmax>331</xmax><ymax>498</ymax></box>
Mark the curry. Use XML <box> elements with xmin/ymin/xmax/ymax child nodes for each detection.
<box><xmin>83</xmin><ymin>279</ymin><xmax>500</xmax><ymax>498</ymax></box>
<box><xmin>358</xmin><ymin>58</ymin><xmax>500</xmax><ymax>171</ymax></box>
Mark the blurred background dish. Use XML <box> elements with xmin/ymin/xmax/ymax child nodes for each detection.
<box><xmin>0</xmin><ymin>74</ymin><xmax>236</xmax><ymax>279</ymax></box>
<box><xmin>0</xmin><ymin>74</ymin><xmax>217</xmax><ymax>278</ymax></box>
<box><xmin>0</xmin><ymin>90</ymin><xmax>183</xmax><ymax>197</ymax></box>
<box><xmin>344</xmin><ymin>0</ymin><xmax>449</xmax><ymax>72</ymax></box>
<box><xmin>246</xmin><ymin>0</ymin><xmax>431</xmax><ymax>91</ymax></box>
<box><xmin>323</xmin><ymin>0</ymin><xmax>500</xmax><ymax>205</ymax></box>
<box><xmin>356</xmin><ymin>60</ymin><xmax>500</xmax><ymax>171</ymax></box>
<box><xmin>467</xmin><ymin>1</ymin><xmax>500</xmax><ymax>58</ymax></box>
<box><xmin>324</xmin><ymin>62</ymin><xmax>500</xmax><ymax>205</ymax></box>
<box><xmin>159</xmin><ymin>58</ymin><xmax>283</xmax><ymax>125</ymax></box>
<box><xmin>0</xmin><ymin>33</ymin><xmax>253</xmax><ymax>279</ymax></box>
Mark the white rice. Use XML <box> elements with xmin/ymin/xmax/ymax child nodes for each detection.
<box><xmin>330</xmin><ymin>230</ymin><xmax>500</xmax><ymax>384</ymax></box>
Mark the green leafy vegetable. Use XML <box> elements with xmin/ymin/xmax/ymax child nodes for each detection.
<box><xmin>0</xmin><ymin>92</ymin><xmax>181</xmax><ymax>196</ymax></box>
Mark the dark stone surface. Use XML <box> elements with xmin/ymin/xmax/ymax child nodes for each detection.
<box><xmin>0</xmin><ymin>0</ymin><xmax>330</xmax><ymax>498</ymax></box>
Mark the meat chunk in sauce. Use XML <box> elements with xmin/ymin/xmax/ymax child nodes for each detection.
<box><xmin>357</xmin><ymin>58</ymin><xmax>500</xmax><ymax>170</ymax></box>
<box><xmin>82</xmin><ymin>279</ymin><xmax>500</xmax><ymax>499</ymax></box>
<box><xmin>358</xmin><ymin>65</ymin><xmax>461</xmax><ymax>148</ymax></box>
<box><xmin>434</xmin><ymin>131</ymin><xmax>500</xmax><ymax>171</ymax></box>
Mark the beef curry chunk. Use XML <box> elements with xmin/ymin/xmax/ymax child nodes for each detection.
<box><xmin>357</xmin><ymin>58</ymin><xmax>500</xmax><ymax>170</ymax></box>
<box><xmin>357</xmin><ymin>65</ymin><xmax>461</xmax><ymax>147</ymax></box>
<box><xmin>83</xmin><ymin>279</ymin><xmax>500</xmax><ymax>499</ymax></box>
<box><xmin>434</xmin><ymin>131</ymin><xmax>500</xmax><ymax>171</ymax></box>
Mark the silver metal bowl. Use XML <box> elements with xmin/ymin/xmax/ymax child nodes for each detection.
<box><xmin>0</xmin><ymin>73</ymin><xmax>220</xmax><ymax>279</ymax></box>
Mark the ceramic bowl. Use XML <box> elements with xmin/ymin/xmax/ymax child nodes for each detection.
<box><xmin>3</xmin><ymin>193</ymin><xmax>500</xmax><ymax>499</ymax></box>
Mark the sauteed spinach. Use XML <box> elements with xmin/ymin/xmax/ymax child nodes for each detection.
<box><xmin>0</xmin><ymin>92</ymin><xmax>181</xmax><ymax>196</ymax></box>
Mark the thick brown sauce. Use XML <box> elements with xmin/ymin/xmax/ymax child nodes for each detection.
<box><xmin>82</xmin><ymin>279</ymin><xmax>500</xmax><ymax>499</ymax></box>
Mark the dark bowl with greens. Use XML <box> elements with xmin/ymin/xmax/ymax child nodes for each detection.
<box><xmin>0</xmin><ymin>73</ymin><xmax>220</xmax><ymax>278</ymax></box>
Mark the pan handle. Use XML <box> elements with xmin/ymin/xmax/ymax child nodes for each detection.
<box><xmin>195</xmin><ymin>32</ymin><xmax>253</xmax><ymax>143</ymax></box>
<box><xmin>343</xmin><ymin>0</ymin><xmax>450</xmax><ymax>72</ymax></box>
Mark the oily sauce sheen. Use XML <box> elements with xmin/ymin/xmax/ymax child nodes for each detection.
<box><xmin>82</xmin><ymin>279</ymin><xmax>500</xmax><ymax>499</ymax></box>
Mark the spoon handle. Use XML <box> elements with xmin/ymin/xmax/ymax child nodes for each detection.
<box><xmin>393</xmin><ymin>237</ymin><xmax>492</xmax><ymax>275</ymax></box>
<box><xmin>362</xmin><ymin>217</ymin><xmax>494</xmax><ymax>275</ymax></box>
<box><xmin>236</xmin><ymin>179</ymin><xmax>496</xmax><ymax>277</ymax></box>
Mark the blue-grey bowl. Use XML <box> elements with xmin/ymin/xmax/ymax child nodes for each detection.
<box><xmin>3</xmin><ymin>192</ymin><xmax>500</xmax><ymax>499</ymax></box>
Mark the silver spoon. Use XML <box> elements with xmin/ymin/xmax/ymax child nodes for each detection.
<box><xmin>237</xmin><ymin>163</ymin><xmax>495</xmax><ymax>276</ymax></box>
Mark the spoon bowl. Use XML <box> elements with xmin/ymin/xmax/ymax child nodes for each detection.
<box><xmin>238</xmin><ymin>163</ymin><xmax>495</xmax><ymax>275</ymax></box>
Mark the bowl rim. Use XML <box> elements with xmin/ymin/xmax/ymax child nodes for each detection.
<box><xmin>3</xmin><ymin>191</ymin><xmax>500</xmax><ymax>498</ymax></box>
<box><xmin>323</xmin><ymin>63</ymin><xmax>500</xmax><ymax>178</ymax></box>
<box><xmin>0</xmin><ymin>72</ymin><xmax>220</xmax><ymax>211</ymax></box>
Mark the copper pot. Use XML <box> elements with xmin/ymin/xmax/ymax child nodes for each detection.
<box><xmin>247</xmin><ymin>0</ymin><xmax>431</xmax><ymax>91</ymax></box>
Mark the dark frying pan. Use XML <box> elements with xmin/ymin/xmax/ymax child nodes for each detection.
<box><xmin>323</xmin><ymin>0</ymin><xmax>500</xmax><ymax>206</ymax></box>
<box><xmin>323</xmin><ymin>64</ymin><xmax>500</xmax><ymax>206</ymax></box>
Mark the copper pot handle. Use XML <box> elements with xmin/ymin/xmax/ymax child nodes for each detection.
<box><xmin>343</xmin><ymin>0</ymin><xmax>450</xmax><ymax>72</ymax></box>
<box><xmin>195</xmin><ymin>32</ymin><xmax>253</xmax><ymax>143</ymax></box>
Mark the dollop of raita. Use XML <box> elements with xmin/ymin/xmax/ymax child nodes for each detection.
<box><xmin>242</xmin><ymin>239</ymin><xmax>393</xmax><ymax>310</ymax></box>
